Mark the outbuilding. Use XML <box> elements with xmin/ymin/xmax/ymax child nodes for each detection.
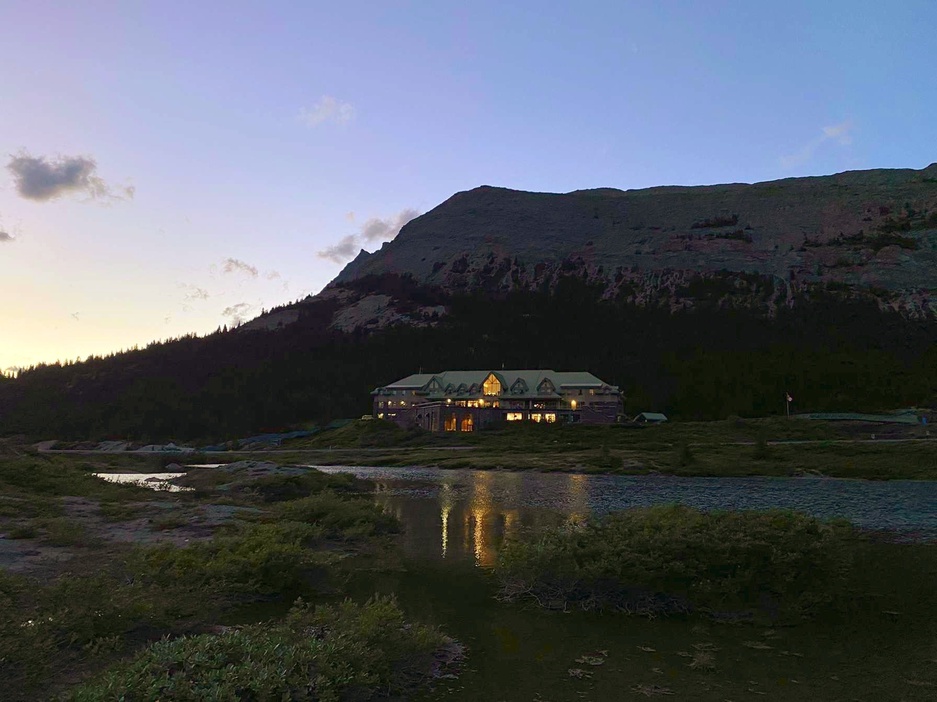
<box><xmin>634</xmin><ymin>412</ymin><xmax>668</xmax><ymax>424</ymax></box>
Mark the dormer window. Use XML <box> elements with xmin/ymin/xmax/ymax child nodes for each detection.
<box><xmin>510</xmin><ymin>378</ymin><xmax>528</xmax><ymax>395</ymax></box>
<box><xmin>537</xmin><ymin>377</ymin><xmax>556</xmax><ymax>394</ymax></box>
<box><xmin>483</xmin><ymin>373</ymin><xmax>502</xmax><ymax>396</ymax></box>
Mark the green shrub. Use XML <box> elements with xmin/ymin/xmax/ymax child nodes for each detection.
<box><xmin>496</xmin><ymin>505</ymin><xmax>855</xmax><ymax>620</ymax></box>
<box><xmin>587</xmin><ymin>445</ymin><xmax>624</xmax><ymax>471</ymax></box>
<box><xmin>677</xmin><ymin>441</ymin><xmax>695</xmax><ymax>467</ymax></box>
<box><xmin>66</xmin><ymin>596</ymin><xmax>453</xmax><ymax>702</ymax></box>
<box><xmin>0</xmin><ymin>571</ymin><xmax>178</xmax><ymax>694</ymax></box>
<box><xmin>38</xmin><ymin>518</ymin><xmax>94</xmax><ymax>547</ymax></box>
<box><xmin>276</xmin><ymin>492</ymin><xmax>400</xmax><ymax>539</ymax></box>
<box><xmin>752</xmin><ymin>436</ymin><xmax>772</xmax><ymax>460</ymax></box>
<box><xmin>98</xmin><ymin>501</ymin><xmax>141</xmax><ymax>522</ymax></box>
<box><xmin>140</xmin><ymin>521</ymin><xmax>331</xmax><ymax>595</ymax></box>
<box><xmin>250</xmin><ymin>470</ymin><xmax>362</xmax><ymax>502</ymax></box>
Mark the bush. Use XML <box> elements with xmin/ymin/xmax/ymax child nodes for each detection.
<box><xmin>277</xmin><ymin>492</ymin><xmax>400</xmax><ymax>539</ymax></box>
<box><xmin>66</xmin><ymin>596</ymin><xmax>453</xmax><ymax>702</ymax></box>
<box><xmin>140</xmin><ymin>521</ymin><xmax>332</xmax><ymax>595</ymax></box>
<box><xmin>496</xmin><ymin>505</ymin><xmax>854</xmax><ymax>620</ymax></box>
<box><xmin>0</xmin><ymin>571</ymin><xmax>178</xmax><ymax>694</ymax></box>
<box><xmin>677</xmin><ymin>441</ymin><xmax>695</xmax><ymax>467</ymax></box>
<box><xmin>250</xmin><ymin>471</ymin><xmax>362</xmax><ymax>502</ymax></box>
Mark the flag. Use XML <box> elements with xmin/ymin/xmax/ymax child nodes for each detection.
<box><xmin>785</xmin><ymin>393</ymin><xmax>793</xmax><ymax>402</ymax></box>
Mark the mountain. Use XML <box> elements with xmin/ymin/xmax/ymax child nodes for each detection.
<box><xmin>3</xmin><ymin>166</ymin><xmax>937</xmax><ymax>440</ymax></box>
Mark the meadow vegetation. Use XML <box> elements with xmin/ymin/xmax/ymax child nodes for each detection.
<box><xmin>0</xmin><ymin>452</ymin><xmax>453</xmax><ymax>700</ymax></box>
<box><xmin>66</xmin><ymin>596</ymin><xmax>452</xmax><ymax>702</ymax></box>
<box><xmin>495</xmin><ymin>506</ymin><xmax>854</xmax><ymax>620</ymax></box>
<box><xmin>279</xmin><ymin>416</ymin><xmax>937</xmax><ymax>480</ymax></box>
<box><xmin>1</xmin><ymin>446</ymin><xmax>936</xmax><ymax>700</ymax></box>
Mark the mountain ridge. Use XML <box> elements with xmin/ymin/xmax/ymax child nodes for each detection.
<box><xmin>244</xmin><ymin>163</ymin><xmax>937</xmax><ymax>335</ymax></box>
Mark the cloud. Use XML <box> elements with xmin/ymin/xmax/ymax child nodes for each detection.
<box><xmin>0</xmin><ymin>231</ymin><xmax>13</xmax><ymax>243</ymax></box>
<box><xmin>222</xmin><ymin>302</ymin><xmax>254</xmax><ymax>326</ymax></box>
<box><xmin>265</xmin><ymin>270</ymin><xmax>281</xmax><ymax>280</ymax></box>
<box><xmin>780</xmin><ymin>120</ymin><xmax>854</xmax><ymax>169</ymax></box>
<box><xmin>299</xmin><ymin>96</ymin><xmax>356</xmax><ymax>127</ymax></box>
<box><xmin>360</xmin><ymin>208</ymin><xmax>420</xmax><ymax>242</ymax></box>
<box><xmin>181</xmin><ymin>284</ymin><xmax>210</xmax><ymax>302</ymax></box>
<box><xmin>6</xmin><ymin>152</ymin><xmax>133</xmax><ymax>202</ymax></box>
<box><xmin>316</xmin><ymin>208</ymin><xmax>420</xmax><ymax>264</ymax></box>
<box><xmin>317</xmin><ymin>234</ymin><xmax>360</xmax><ymax>264</ymax></box>
<box><xmin>222</xmin><ymin>258</ymin><xmax>259</xmax><ymax>278</ymax></box>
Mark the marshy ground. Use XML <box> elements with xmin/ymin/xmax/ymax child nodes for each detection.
<box><xmin>1</xmin><ymin>436</ymin><xmax>935</xmax><ymax>700</ymax></box>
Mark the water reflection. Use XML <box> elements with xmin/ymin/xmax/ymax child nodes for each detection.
<box><xmin>312</xmin><ymin>466</ymin><xmax>937</xmax><ymax>564</ymax></box>
<box><xmin>94</xmin><ymin>472</ymin><xmax>189</xmax><ymax>492</ymax></box>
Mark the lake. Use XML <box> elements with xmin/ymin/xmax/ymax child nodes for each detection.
<box><xmin>313</xmin><ymin>466</ymin><xmax>937</xmax><ymax>564</ymax></box>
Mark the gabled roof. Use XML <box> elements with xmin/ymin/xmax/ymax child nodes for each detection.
<box><xmin>383</xmin><ymin>373</ymin><xmax>435</xmax><ymax>389</ymax></box>
<box><xmin>375</xmin><ymin>370</ymin><xmax>620</xmax><ymax>399</ymax></box>
<box><xmin>637</xmin><ymin>412</ymin><xmax>668</xmax><ymax>422</ymax></box>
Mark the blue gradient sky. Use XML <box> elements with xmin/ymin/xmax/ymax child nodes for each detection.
<box><xmin>2</xmin><ymin>1</ymin><xmax>935</xmax><ymax>369</ymax></box>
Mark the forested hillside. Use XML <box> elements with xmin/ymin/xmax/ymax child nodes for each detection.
<box><xmin>2</xmin><ymin>275</ymin><xmax>934</xmax><ymax>441</ymax></box>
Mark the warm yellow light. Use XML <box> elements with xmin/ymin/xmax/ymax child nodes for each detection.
<box><xmin>571</xmin><ymin>400</ymin><xmax>577</xmax><ymax>409</ymax></box>
<box><xmin>446</xmin><ymin>398</ymin><xmax>451</xmax><ymax>404</ymax></box>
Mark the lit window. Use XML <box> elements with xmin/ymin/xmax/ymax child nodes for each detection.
<box><xmin>377</xmin><ymin>413</ymin><xmax>384</xmax><ymax>419</ymax></box>
<box><xmin>445</xmin><ymin>414</ymin><xmax>457</xmax><ymax>432</ymax></box>
<box><xmin>590</xmin><ymin>389</ymin><xmax>595</xmax><ymax>396</ymax></box>
<box><xmin>379</xmin><ymin>401</ymin><xmax>385</xmax><ymax>408</ymax></box>
<box><xmin>460</xmin><ymin>415</ymin><xmax>474</xmax><ymax>432</ymax></box>
<box><xmin>545</xmin><ymin>413</ymin><xmax>557</xmax><ymax>423</ymax></box>
<box><xmin>483</xmin><ymin>374</ymin><xmax>502</xmax><ymax>396</ymax></box>
<box><xmin>530</xmin><ymin>413</ymin><xmax>542</xmax><ymax>423</ymax></box>
<box><xmin>506</xmin><ymin>412</ymin><xmax>523</xmax><ymax>421</ymax></box>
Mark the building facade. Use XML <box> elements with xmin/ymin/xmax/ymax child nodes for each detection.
<box><xmin>372</xmin><ymin>370</ymin><xmax>621</xmax><ymax>431</ymax></box>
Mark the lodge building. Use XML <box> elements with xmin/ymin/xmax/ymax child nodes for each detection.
<box><xmin>372</xmin><ymin>370</ymin><xmax>621</xmax><ymax>432</ymax></box>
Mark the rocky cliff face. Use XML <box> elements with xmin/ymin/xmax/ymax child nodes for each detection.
<box><xmin>246</xmin><ymin>165</ymin><xmax>937</xmax><ymax>332</ymax></box>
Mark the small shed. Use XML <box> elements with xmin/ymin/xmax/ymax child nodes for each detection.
<box><xmin>635</xmin><ymin>412</ymin><xmax>668</xmax><ymax>424</ymax></box>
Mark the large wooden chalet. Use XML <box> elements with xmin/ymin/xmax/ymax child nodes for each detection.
<box><xmin>372</xmin><ymin>370</ymin><xmax>621</xmax><ymax>432</ymax></box>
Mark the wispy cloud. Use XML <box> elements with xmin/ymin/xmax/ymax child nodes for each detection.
<box><xmin>780</xmin><ymin>120</ymin><xmax>854</xmax><ymax>169</ymax></box>
<box><xmin>222</xmin><ymin>302</ymin><xmax>253</xmax><ymax>326</ymax></box>
<box><xmin>182</xmin><ymin>284</ymin><xmax>210</xmax><ymax>302</ymax></box>
<box><xmin>6</xmin><ymin>152</ymin><xmax>133</xmax><ymax>202</ymax></box>
<box><xmin>299</xmin><ymin>95</ymin><xmax>356</xmax><ymax>127</ymax></box>
<box><xmin>0</xmin><ymin>230</ymin><xmax>13</xmax><ymax>243</ymax></box>
<box><xmin>222</xmin><ymin>258</ymin><xmax>259</xmax><ymax>278</ymax></box>
<box><xmin>316</xmin><ymin>208</ymin><xmax>419</xmax><ymax>264</ymax></box>
<box><xmin>360</xmin><ymin>209</ymin><xmax>420</xmax><ymax>242</ymax></box>
<box><xmin>317</xmin><ymin>234</ymin><xmax>360</xmax><ymax>265</ymax></box>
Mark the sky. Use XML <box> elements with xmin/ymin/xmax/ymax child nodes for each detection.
<box><xmin>2</xmin><ymin>0</ymin><xmax>935</xmax><ymax>371</ymax></box>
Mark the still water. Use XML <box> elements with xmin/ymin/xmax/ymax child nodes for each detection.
<box><xmin>314</xmin><ymin>466</ymin><xmax>937</xmax><ymax>564</ymax></box>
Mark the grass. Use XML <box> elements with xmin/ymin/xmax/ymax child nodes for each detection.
<box><xmin>270</xmin><ymin>417</ymin><xmax>937</xmax><ymax>479</ymax></box>
<box><xmin>0</xmin><ymin>453</ymin><xmax>416</xmax><ymax>700</ymax></box>
<box><xmin>2</xmin><ymin>447</ymin><xmax>936</xmax><ymax>700</ymax></box>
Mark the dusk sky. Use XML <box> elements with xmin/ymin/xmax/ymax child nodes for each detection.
<box><xmin>2</xmin><ymin>0</ymin><xmax>935</xmax><ymax>371</ymax></box>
